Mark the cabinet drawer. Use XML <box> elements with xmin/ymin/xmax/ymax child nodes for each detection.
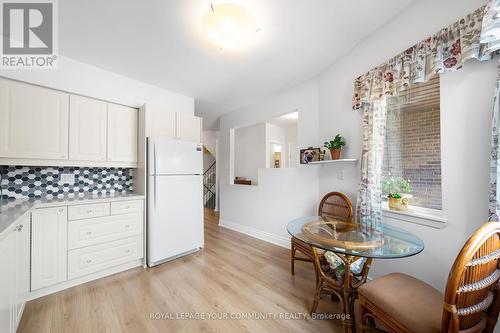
<box><xmin>68</xmin><ymin>203</ymin><xmax>110</xmax><ymax>220</ymax></box>
<box><xmin>68</xmin><ymin>236</ymin><xmax>142</xmax><ymax>279</ymax></box>
<box><xmin>110</xmin><ymin>200</ymin><xmax>143</xmax><ymax>215</ymax></box>
<box><xmin>68</xmin><ymin>213</ymin><xmax>143</xmax><ymax>250</ymax></box>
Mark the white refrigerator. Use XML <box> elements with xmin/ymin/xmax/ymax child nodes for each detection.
<box><xmin>147</xmin><ymin>138</ymin><xmax>204</xmax><ymax>267</ymax></box>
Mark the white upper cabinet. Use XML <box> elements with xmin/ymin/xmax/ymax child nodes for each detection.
<box><xmin>146</xmin><ymin>108</ymin><xmax>176</xmax><ymax>138</ymax></box>
<box><xmin>69</xmin><ymin>95</ymin><xmax>107</xmax><ymax>161</ymax></box>
<box><xmin>107</xmin><ymin>103</ymin><xmax>138</xmax><ymax>164</ymax></box>
<box><xmin>0</xmin><ymin>78</ymin><xmax>69</xmax><ymax>160</ymax></box>
<box><xmin>176</xmin><ymin>113</ymin><xmax>202</xmax><ymax>143</ymax></box>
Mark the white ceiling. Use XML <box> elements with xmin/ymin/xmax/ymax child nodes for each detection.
<box><xmin>60</xmin><ymin>0</ymin><xmax>414</xmax><ymax>129</ymax></box>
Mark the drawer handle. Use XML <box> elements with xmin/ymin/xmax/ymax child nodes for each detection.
<box><xmin>86</xmin><ymin>210</ymin><xmax>93</xmax><ymax>214</ymax></box>
<box><xmin>125</xmin><ymin>249</ymin><xmax>131</xmax><ymax>253</ymax></box>
<box><xmin>18</xmin><ymin>224</ymin><xmax>23</xmax><ymax>232</ymax></box>
<box><xmin>123</xmin><ymin>205</ymin><xmax>131</xmax><ymax>209</ymax></box>
<box><xmin>86</xmin><ymin>259</ymin><xmax>92</xmax><ymax>264</ymax></box>
<box><xmin>86</xmin><ymin>231</ymin><xmax>92</xmax><ymax>235</ymax></box>
<box><xmin>125</xmin><ymin>225</ymin><xmax>130</xmax><ymax>228</ymax></box>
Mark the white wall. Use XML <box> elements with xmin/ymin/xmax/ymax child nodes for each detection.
<box><xmin>219</xmin><ymin>79</ymin><xmax>320</xmax><ymax>247</ymax></box>
<box><xmin>0</xmin><ymin>55</ymin><xmax>194</xmax><ymax>115</ymax></box>
<box><xmin>233</xmin><ymin>123</ymin><xmax>267</xmax><ymax>184</ymax></box>
<box><xmin>316</xmin><ymin>0</ymin><xmax>492</xmax><ymax>291</ymax></box>
<box><xmin>218</xmin><ymin>0</ymin><xmax>495</xmax><ymax>294</ymax></box>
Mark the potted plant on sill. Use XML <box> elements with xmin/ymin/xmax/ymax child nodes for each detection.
<box><xmin>382</xmin><ymin>176</ymin><xmax>413</xmax><ymax>211</ymax></box>
<box><xmin>324</xmin><ymin>134</ymin><xmax>346</xmax><ymax>160</ymax></box>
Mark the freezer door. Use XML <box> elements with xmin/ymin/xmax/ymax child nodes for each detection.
<box><xmin>148</xmin><ymin>138</ymin><xmax>203</xmax><ymax>175</ymax></box>
<box><xmin>147</xmin><ymin>175</ymin><xmax>204</xmax><ymax>266</ymax></box>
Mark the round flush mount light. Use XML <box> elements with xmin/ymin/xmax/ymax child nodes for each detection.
<box><xmin>203</xmin><ymin>3</ymin><xmax>258</xmax><ymax>51</ymax></box>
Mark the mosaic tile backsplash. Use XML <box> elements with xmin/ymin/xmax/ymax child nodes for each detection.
<box><xmin>1</xmin><ymin>166</ymin><xmax>133</xmax><ymax>200</ymax></box>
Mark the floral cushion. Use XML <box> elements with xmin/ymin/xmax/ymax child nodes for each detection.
<box><xmin>324</xmin><ymin>251</ymin><xmax>366</xmax><ymax>280</ymax></box>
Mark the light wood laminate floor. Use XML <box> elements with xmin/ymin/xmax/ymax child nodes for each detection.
<box><xmin>18</xmin><ymin>209</ymin><xmax>344</xmax><ymax>333</ymax></box>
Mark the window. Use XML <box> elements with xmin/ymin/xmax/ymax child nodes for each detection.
<box><xmin>382</xmin><ymin>76</ymin><xmax>442</xmax><ymax>210</ymax></box>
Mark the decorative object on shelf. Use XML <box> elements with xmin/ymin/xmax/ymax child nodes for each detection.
<box><xmin>382</xmin><ymin>176</ymin><xmax>413</xmax><ymax>211</ymax></box>
<box><xmin>319</xmin><ymin>147</ymin><xmax>331</xmax><ymax>161</ymax></box>
<box><xmin>234</xmin><ymin>177</ymin><xmax>252</xmax><ymax>185</ymax></box>
<box><xmin>300</xmin><ymin>147</ymin><xmax>321</xmax><ymax>164</ymax></box>
<box><xmin>324</xmin><ymin>134</ymin><xmax>346</xmax><ymax>160</ymax></box>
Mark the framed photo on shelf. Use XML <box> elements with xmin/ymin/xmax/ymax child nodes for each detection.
<box><xmin>300</xmin><ymin>147</ymin><xmax>321</xmax><ymax>164</ymax></box>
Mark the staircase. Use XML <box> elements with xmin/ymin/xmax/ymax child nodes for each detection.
<box><xmin>203</xmin><ymin>161</ymin><xmax>216</xmax><ymax>209</ymax></box>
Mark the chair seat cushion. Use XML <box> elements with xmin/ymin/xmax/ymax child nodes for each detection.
<box><xmin>358</xmin><ymin>273</ymin><xmax>443</xmax><ymax>333</ymax></box>
<box><xmin>324</xmin><ymin>251</ymin><xmax>366</xmax><ymax>280</ymax></box>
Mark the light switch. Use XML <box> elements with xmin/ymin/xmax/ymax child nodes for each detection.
<box><xmin>60</xmin><ymin>173</ymin><xmax>75</xmax><ymax>185</ymax></box>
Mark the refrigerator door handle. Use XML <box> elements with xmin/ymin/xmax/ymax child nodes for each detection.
<box><xmin>154</xmin><ymin>143</ymin><xmax>157</xmax><ymax>209</ymax></box>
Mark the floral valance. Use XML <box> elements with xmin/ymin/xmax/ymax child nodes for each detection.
<box><xmin>352</xmin><ymin>6</ymin><xmax>492</xmax><ymax>110</ymax></box>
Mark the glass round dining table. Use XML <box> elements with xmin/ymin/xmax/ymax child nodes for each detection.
<box><xmin>287</xmin><ymin>216</ymin><xmax>424</xmax><ymax>333</ymax></box>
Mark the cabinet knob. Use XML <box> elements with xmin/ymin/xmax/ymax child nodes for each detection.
<box><xmin>18</xmin><ymin>224</ymin><xmax>23</xmax><ymax>232</ymax></box>
<box><xmin>86</xmin><ymin>231</ymin><xmax>92</xmax><ymax>235</ymax></box>
<box><xmin>125</xmin><ymin>225</ymin><xmax>130</xmax><ymax>228</ymax></box>
<box><xmin>58</xmin><ymin>208</ymin><xmax>64</xmax><ymax>213</ymax></box>
<box><xmin>124</xmin><ymin>206</ymin><xmax>130</xmax><ymax>209</ymax></box>
<box><xmin>86</xmin><ymin>210</ymin><xmax>93</xmax><ymax>214</ymax></box>
<box><xmin>86</xmin><ymin>259</ymin><xmax>92</xmax><ymax>264</ymax></box>
<box><xmin>125</xmin><ymin>249</ymin><xmax>130</xmax><ymax>253</ymax></box>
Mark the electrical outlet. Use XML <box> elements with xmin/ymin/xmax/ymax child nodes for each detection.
<box><xmin>60</xmin><ymin>173</ymin><xmax>75</xmax><ymax>185</ymax></box>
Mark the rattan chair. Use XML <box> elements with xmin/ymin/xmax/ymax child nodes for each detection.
<box><xmin>290</xmin><ymin>192</ymin><xmax>354</xmax><ymax>275</ymax></box>
<box><xmin>358</xmin><ymin>222</ymin><xmax>500</xmax><ymax>333</ymax></box>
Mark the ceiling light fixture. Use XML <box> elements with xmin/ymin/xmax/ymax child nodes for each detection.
<box><xmin>203</xmin><ymin>3</ymin><xmax>258</xmax><ymax>51</ymax></box>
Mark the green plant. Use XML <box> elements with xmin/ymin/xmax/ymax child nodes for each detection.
<box><xmin>324</xmin><ymin>134</ymin><xmax>346</xmax><ymax>150</ymax></box>
<box><xmin>382</xmin><ymin>176</ymin><xmax>412</xmax><ymax>198</ymax></box>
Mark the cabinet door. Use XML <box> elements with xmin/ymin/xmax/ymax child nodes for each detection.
<box><xmin>14</xmin><ymin>215</ymin><xmax>30</xmax><ymax>326</ymax></box>
<box><xmin>0</xmin><ymin>228</ymin><xmax>15</xmax><ymax>333</ymax></box>
<box><xmin>0</xmin><ymin>78</ymin><xmax>69</xmax><ymax>160</ymax></box>
<box><xmin>146</xmin><ymin>108</ymin><xmax>176</xmax><ymax>138</ymax></box>
<box><xmin>107</xmin><ymin>104</ymin><xmax>138</xmax><ymax>163</ymax></box>
<box><xmin>69</xmin><ymin>95</ymin><xmax>107</xmax><ymax>161</ymax></box>
<box><xmin>31</xmin><ymin>207</ymin><xmax>68</xmax><ymax>290</ymax></box>
<box><xmin>176</xmin><ymin>114</ymin><xmax>202</xmax><ymax>143</ymax></box>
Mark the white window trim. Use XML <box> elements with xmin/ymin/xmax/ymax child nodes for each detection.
<box><xmin>382</xmin><ymin>202</ymin><xmax>447</xmax><ymax>229</ymax></box>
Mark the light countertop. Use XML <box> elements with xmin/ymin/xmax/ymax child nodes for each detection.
<box><xmin>0</xmin><ymin>192</ymin><xmax>145</xmax><ymax>237</ymax></box>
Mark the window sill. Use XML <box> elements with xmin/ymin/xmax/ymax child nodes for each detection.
<box><xmin>382</xmin><ymin>203</ymin><xmax>447</xmax><ymax>229</ymax></box>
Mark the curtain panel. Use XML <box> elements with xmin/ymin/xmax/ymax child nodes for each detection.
<box><xmin>352</xmin><ymin>6</ymin><xmax>490</xmax><ymax>111</ymax></box>
<box><xmin>354</xmin><ymin>1</ymin><xmax>500</xmax><ymax>229</ymax></box>
<box><xmin>490</xmin><ymin>64</ymin><xmax>500</xmax><ymax>221</ymax></box>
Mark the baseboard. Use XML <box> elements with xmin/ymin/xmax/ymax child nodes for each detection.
<box><xmin>219</xmin><ymin>219</ymin><xmax>290</xmax><ymax>249</ymax></box>
<box><xmin>28</xmin><ymin>259</ymin><xmax>143</xmax><ymax>300</ymax></box>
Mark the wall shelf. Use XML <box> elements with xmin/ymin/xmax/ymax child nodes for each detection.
<box><xmin>306</xmin><ymin>159</ymin><xmax>358</xmax><ymax>165</ymax></box>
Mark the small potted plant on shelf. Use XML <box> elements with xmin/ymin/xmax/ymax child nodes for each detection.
<box><xmin>382</xmin><ymin>176</ymin><xmax>413</xmax><ymax>211</ymax></box>
<box><xmin>324</xmin><ymin>134</ymin><xmax>346</xmax><ymax>160</ymax></box>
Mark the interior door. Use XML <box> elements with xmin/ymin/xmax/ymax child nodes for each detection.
<box><xmin>148</xmin><ymin>175</ymin><xmax>203</xmax><ymax>266</ymax></box>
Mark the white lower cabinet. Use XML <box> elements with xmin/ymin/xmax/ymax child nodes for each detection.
<box><xmin>30</xmin><ymin>199</ymin><xmax>144</xmax><ymax>296</ymax></box>
<box><xmin>0</xmin><ymin>225</ymin><xmax>14</xmax><ymax>333</ymax></box>
<box><xmin>0</xmin><ymin>214</ymin><xmax>30</xmax><ymax>333</ymax></box>
<box><xmin>14</xmin><ymin>215</ymin><xmax>30</xmax><ymax>328</ymax></box>
<box><xmin>31</xmin><ymin>207</ymin><xmax>68</xmax><ymax>290</ymax></box>
<box><xmin>68</xmin><ymin>213</ymin><xmax>142</xmax><ymax>249</ymax></box>
<box><xmin>68</xmin><ymin>236</ymin><xmax>142</xmax><ymax>279</ymax></box>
